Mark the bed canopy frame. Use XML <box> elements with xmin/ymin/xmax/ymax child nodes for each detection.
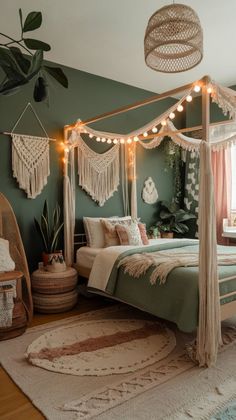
<box><xmin>63</xmin><ymin>75</ymin><xmax>236</xmax><ymax>367</ymax></box>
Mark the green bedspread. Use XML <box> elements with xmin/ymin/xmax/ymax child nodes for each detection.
<box><xmin>101</xmin><ymin>241</ymin><xmax>236</xmax><ymax>332</ymax></box>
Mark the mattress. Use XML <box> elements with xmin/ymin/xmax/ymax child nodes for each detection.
<box><xmin>76</xmin><ymin>246</ymin><xmax>102</xmax><ymax>270</ymax></box>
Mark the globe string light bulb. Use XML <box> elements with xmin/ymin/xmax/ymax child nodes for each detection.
<box><xmin>89</xmin><ymin>133</ymin><xmax>93</xmax><ymax>138</ymax></box>
<box><xmin>207</xmin><ymin>86</ymin><xmax>212</xmax><ymax>94</ymax></box>
<box><xmin>120</xmin><ymin>138</ymin><xmax>125</xmax><ymax>144</ymax></box>
<box><xmin>161</xmin><ymin>120</ymin><xmax>167</xmax><ymax>126</ymax></box>
<box><xmin>134</xmin><ymin>136</ymin><xmax>139</xmax><ymax>142</ymax></box>
<box><xmin>186</xmin><ymin>95</ymin><xmax>192</xmax><ymax>102</ymax></box>
<box><xmin>143</xmin><ymin>132</ymin><xmax>148</xmax><ymax>137</ymax></box>
<box><xmin>194</xmin><ymin>84</ymin><xmax>201</xmax><ymax>93</ymax></box>
<box><xmin>96</xmin><ymin>137</ymin><xmax>101</xmax><ymax>142</ymax></box>
<box><xmin>127</xmin><ymin>138</ymin><xmax>132</xmax><ymax>144</ymax></box>
<box><xmin>107</xmin><ymin>139</ymin><xmax>112</xmax><ymax>144</ymax></box>
<box><xmin>169</xmin><ymin>112</ymin><xmax>175</xmax><ymax>120</ymax></box>
<box><xmin>177</xmin><ymin>104</ymin><xmax>184</xmax><ymax>112</ymax></box>
<box><xmin>113</xmin><ymin>139</ymin><xmax>118</xmax><ymax>144</ymax></box>
<box><xmin>101</xmin><ymin>137</ymin><xmax>106</xmax><ymax>143</ymax></box>
<box><xmin>152</xmin><ymin>126</ymin><xmax>158</xmax><ymax>133</ymax></box>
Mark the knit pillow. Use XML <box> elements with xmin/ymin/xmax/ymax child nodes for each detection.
<box><xmin>100</xmin><ymin>219</ymin><xmax>120</xmax><ymax>247</ymax></box>
<box><xmin>0</xmin><ymin>238</ymin><xmax>15</xmax><ymax>272</ymax></box>
<box><xmin>83</xmin><ymin>216</ymin><xmax>131</xmax><ymax>248</ymax></box>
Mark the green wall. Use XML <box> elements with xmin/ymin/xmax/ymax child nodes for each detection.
<box><xmin>0</xmin><ymin>63</ymin><xmax>178</xmax><ymax>271</ymax></box>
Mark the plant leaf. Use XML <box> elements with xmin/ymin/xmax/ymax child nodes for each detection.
<box><xmin>50</xmin><ymin>222</ymin><xmax>64</xmax><ymax>253</ymax></box>
<box><xmin>34</xmin><ymin>217</ymin><xmax>48</xmax><ymax>252</ymax></box>
<box><xmin>0</xmin><ymin>47</ymin><xmax>25</xmax><ymax>75</ymax></box>
<box><xmin>26</xmin><ymin>49</ymin><xmax>43</xmax><ymax>80</ymax></box>
<box><xmin>0</xmin><ymin>78</ymin><xmax>27</xmax><ymax>95</ymax></box>
<box><xmin>19</xmin><ymin>9</ymin><xmax>23</xmax><ymax>30</ymax></box>
<box><xmin>34</xmin><ymin>76</ymin><xmax>48</xmax><ymax>102</ymax></box>
<box><xmin>24</xmin><ymin>38</ymin><xmax>51</xmax><ymax>52</ymax></box>
<box><xmin>23</xmin><ymin>11</ymin><xmax>42</xmax><ymax>32</ymax></box>
<box><xmin>44</xmin><ymin>65</ymin><xmax>68</xmax><ymax>88</ymax></box>
<box><xmin>9</xmin><ymin>47</ymin><xmax>31</xmax><ymax>73</ymax></box>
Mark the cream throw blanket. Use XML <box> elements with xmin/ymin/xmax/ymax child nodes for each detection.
<box><xmin>118</xmin><ymin>251</ymin><xmax>236</xmax><ymax>285</ymax></box>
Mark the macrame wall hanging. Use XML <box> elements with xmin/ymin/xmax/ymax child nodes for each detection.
<box><xmin>77</xmin><ymin>136</ymin><xmax>120</xmax><ymax>206</ymax></box>
<box><xmin>8</xmin><ymin>103</ymin><xmax>55</xmax><ymax>199</ymax></box>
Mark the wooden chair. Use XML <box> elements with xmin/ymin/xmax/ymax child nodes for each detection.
<box><xmin>0</xmin><ymin>193</ymin><xmax>33</xmax><ymax>340</ymax></box>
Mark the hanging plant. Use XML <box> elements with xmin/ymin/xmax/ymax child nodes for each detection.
<box><xmin>163</xmin><ymin>138</ymin><xmax>184</xmax><ymax>205</ymax></box>
<box><xmin>0</xmin><ymin>9</ymin><xmax>68</xmax><ymax>102</ymax></box>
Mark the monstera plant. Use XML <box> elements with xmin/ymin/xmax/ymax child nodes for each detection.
<box><xmin>0</xmin><ymin>9</ymin><xmax>68</xmax><ymax>101</ymax></box>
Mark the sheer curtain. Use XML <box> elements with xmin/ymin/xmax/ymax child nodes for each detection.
<box><xmin>211</xmin><ymin>148</ymin><xmax>232</xmax><ymax>244</ymax></box>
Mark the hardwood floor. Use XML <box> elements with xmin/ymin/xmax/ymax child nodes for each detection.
<box><xmin>0</xmin><ymin>295</ymin><xmax>111</xmax><ymax>420</ymax></box>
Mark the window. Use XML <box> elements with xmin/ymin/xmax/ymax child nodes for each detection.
<box><xmin>231</xmin><ymin>145</ymin><xmax>236</xmax><ymax>210</ymax></box>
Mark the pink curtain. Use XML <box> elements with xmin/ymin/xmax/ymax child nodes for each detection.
<box><xmin>211</xmin><ymin>148</ymin><xmax>232</xmax><ymax>244</ymax></box>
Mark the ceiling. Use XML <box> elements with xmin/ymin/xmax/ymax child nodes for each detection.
<box><xmin>1</xmin><ymin>1</ymin><xmax>236</xmax><ymax>95</ymax></box>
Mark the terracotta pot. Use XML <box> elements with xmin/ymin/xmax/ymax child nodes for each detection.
<box><xmin>42</xmin><ymin>252</ymin><xmax>49</xmax><ymax>266</ymax></box>
<box><xmin>160</xmin><ymin>232</ymin><xmax>174</xmax><ymax>239</ymax></box>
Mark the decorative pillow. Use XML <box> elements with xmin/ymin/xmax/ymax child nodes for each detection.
<box><xmin>116</xmin><ymin>222</ymin><xmax>143</xmax><ymax>246</ymax></box>
<box><xmin>100</xmin><ymin>220</ymin><xmax>120</xmax><ymax>247</ymax></box>
<box><xmin>0</xmin><ymin>238</ymin><xmax>15</xmax><ymax>272</ymax></box>
<box><xmin>83</xmin><ymin>216</ymin><xmax>131</xmax><ymax>248</ymax></box>
<box><xmin>116</xmin><ymin>222</ymin><xmax>149</xmax><ymax>246</ymax></box>
<box><xmin>138</xmin><ymin>223</ymin><xmax>149</xmax><ymax>245</ymax></box>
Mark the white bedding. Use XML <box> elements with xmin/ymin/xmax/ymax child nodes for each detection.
<box><xmin>88</xmin><ymin>238</ymin><xmax>198</xmax><ymax>291</ymax></box>
<box><xmin>76</xmin><ymin>247</ymin><xmax>102</xmax><ymax>270</ymax></box>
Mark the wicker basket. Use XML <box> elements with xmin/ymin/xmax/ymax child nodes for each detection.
<box><xmin>0</xmin><ymin>300</ymin><xmax>27</xmax><ymax>341</ymax></box>
<box><xmin>31</xmin><ymin>267</ymin><xmax>77</xmax><ymax>294</ymax></box>
<box><xmin>33</xmin><ymin>289</ymin><xmax>78</xmax><ymax>313</ymax></box>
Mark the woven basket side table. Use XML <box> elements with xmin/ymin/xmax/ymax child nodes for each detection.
<box><xmin>31</xmin><ymin>267</ymin><xmax>78</xmax><ymax>313</ymax></box>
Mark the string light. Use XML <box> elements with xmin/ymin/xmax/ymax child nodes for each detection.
<box><xmin>120</xmin><ymin>138</ymin><xmax>125</xmax><ymax>144</ymax></box>
<box><xmin>89</xmin><ymin>133</ymin><xmax>93</xmax><ymax>138</ymax></box>
<box><xmin>113</xmin><ymin>139</ymin><xmax>118</xmax><ymax>144</ymax></box>
<box><xmin>107</xmin><ymin>139</ymin><xmax>112</xmax><ymax>144</ymax></box>
<box><xmin>152</xmin><ymin>126</ymin><xmax>158</xmax><ymax>133</ymax></box>
<box><xmin>143</xmin><ymin>132</ymin><xmax>148</xmax><ymax>137</ymax></box>
<box><xmin>161</xmin><ymin>120</ymin><xmax>167</xmax><ymax>126</ymax></box>
<box><xmin>207</xmin><ymin>86</ymin><xmax>212</xmax><ymax>94</ymax></box>
<box><xmin>64</xmin><ymin>147</ymin><xmax>70</xmax><ymax>153</ymax></box>
<box><xmin>177</xmin><ymin>104</ymin><xmax>184</xmax><ymax>112</ymax></box>
<box><xmin>194</xmin><ymin>84</ymin><xmax>201</xmax><ymax>93</ymax></box>
<box><xmin>169</xmin><ymin>112</ymin><xmax>175</xmax><ymax>120</ymax></box>
<box><xmin>101</xmin><ymin>137</ymin><xmax>106</xmax><ymax>143</ymax></box>
<box><xmin>96</xmin><ymin>137</ymin><xmax>101</xmax><ymax>142</ymax></box>
<box><xmin>127</xmin><ymin>138</ymin><xmax>132</xmax><ymax>144</ymax></box>
<box><xmin>134</xmin><ymin>136</ymin><xmax>139</xmax><ymax>142</ymax></box>
<box><xmin>186</xmin><ymin>95</ymin><xmax>192</xmax><ymax>102</ymax></box>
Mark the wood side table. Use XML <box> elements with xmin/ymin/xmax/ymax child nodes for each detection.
<box><xmin>31</xmin><ymin>267</ymin><xmax>78</xmax><ymax>313</ymax></box>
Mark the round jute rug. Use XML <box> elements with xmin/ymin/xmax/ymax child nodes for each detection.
<box><xmin>26</xmin><ymin>319</ymin><xmax>176</xmax><ymax>376</ymax></box>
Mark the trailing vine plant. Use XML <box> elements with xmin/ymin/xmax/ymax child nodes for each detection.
<box><xmin>163</xmin><ymin>138</ymin><xmax>184</xmax><ymax>205</ymax></box>
<box><xmin>0</xmin><ymin>9</ymin><xmax>68</xmax><ymax>102</ymax></box>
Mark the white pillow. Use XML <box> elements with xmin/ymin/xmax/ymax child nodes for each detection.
<box><xmin>126</xmin><ymin>221</ymin><xmax>143</xmax><ymax>246</ymax></box>
<box><xmin>83</xmin><ymin>216</ymin><xmax>132</xmax><ymax>248</ymax></box>
<box><xmin>0</xmin><ymin>238</ymin><xmax>15</xmax><ymax>272</ymax></box>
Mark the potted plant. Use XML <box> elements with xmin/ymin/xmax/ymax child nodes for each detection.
<box><xmin>34</xmin><ymin>200</ymin><xmax>64</xmax><ymax>266</ymax></box>
<box><xmin>156</xmin><ymin>201</ymin><xmax>196</xmax><ymax>239</ymax></box>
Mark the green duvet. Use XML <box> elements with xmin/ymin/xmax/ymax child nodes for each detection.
<box><xmin>89</xmin><ymin>241</ymin><xmax>236</xmax><ymax>333</ymax></box>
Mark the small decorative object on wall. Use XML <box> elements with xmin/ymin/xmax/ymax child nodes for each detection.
<box><xmin>0</xmin><ymin>9</ymin><xmax>68</xmax><ymax>102</ymax></box>
<box><xmin>10</xmin><ymin>102</ymin><xmax>54</xmax><ymax>198</ymax></box>
<box><xmin>77</xmin><ymin>137</ymin><xmax>120</xmax><ymax>206</ymax></box>
<box><xmin>142</xmin><ymin>177</ymin><xmax>158</xmax><ymax>204</ymax></box>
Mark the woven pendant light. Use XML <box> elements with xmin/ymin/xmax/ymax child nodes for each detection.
<box><xmin>144</xmin><ymin>3</ymin><xmax>203</xmax><ymax>73</ymax></box>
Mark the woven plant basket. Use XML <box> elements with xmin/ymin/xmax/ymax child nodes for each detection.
<box><xmin>33</xmin><ymin>289</ymin><xmax>78</xmax><ymax>314</ymax></box>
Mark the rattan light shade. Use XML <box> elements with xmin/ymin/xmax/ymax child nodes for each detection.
<box><xmin>144</xmin><ymin>3</ymin><xmax>203</xmax><ymax>73</ymax></box>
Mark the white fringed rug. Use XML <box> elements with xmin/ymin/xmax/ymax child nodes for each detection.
<box><xmin>0</xmin><ymin>305</ymin><xmax>236</xmax><ymax>420</ymax></box>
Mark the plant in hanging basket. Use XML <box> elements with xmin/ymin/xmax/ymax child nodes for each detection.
<box><xmin>0</xmin><ymin>9</ymin><xmax>68</xmax><ymax>102</ymax></box>
<box><xmin>34</xmin><ymin>200</ymin><xmax>64</xmax><ymax>264</ymax></box>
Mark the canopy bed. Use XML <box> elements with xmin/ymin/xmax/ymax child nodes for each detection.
<box><xmin>63</xmin><ymin>75</ymin><xmax>236</xmax><ymax>367</ymax></box>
